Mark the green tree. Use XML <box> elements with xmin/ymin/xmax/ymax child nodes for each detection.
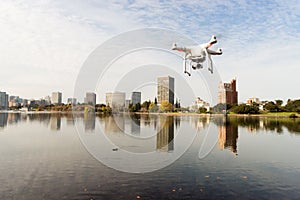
<box><xmin>230</xmin><ymin>104</ymin><xmax>259</xmax><ymax>114</ymax></box>
<box><xmin>285</xmin><ymin>99</ymin><xmax>300</xmax><ymax>112</ymax></box>
<box><xmin>264</xmin><ymin>101</ymin><xmax>278</xmax><ymax>112</ymax></box>
<box><xmin>149</xmin><ymin>102</ymin><xmax>158</xmax><ymax>112</ymax></box>
<box><xmin>275</xmin><ymin>100</ymin><xmax>283</xmax><ymax>106</ymax></box>
<box><xmin>141</xmin><ymin>100</ymin><xmax>151</xmax><ymax>112</ymax></box>
<box><xmin>154</xmin><ymin>97</ymin><xmax>158</xmax><ymax>105</ymax></box>
<box><xmin>198</xmin><ymin>107</ymin><xmax>207</xmax><ymax>113</ymax></box>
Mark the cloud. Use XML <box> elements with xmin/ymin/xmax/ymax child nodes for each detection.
<box><xmin>0</xmin><ymin>0</ymin><xmax>299</xmax><ymax>103</ymax></box>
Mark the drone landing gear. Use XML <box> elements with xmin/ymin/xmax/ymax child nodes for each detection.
<box><xmin>183</xmin><ymin>57</ymin><xmax>191</xmax><ymax>76</ymax></box>
<box><xmin>184</xmin><ymin>70</ymin><xmax>191</xmax><ymax>76</ymax></box>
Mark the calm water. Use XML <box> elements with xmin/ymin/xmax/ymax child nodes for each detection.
<box><xmin>0</xmin><ymin>113</ymin><xmax>300</xmax><ymax>200</ymax></box>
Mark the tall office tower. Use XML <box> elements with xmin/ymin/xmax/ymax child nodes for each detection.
<box><xmin>218</xmin><ymin>78</ymin><xmax>238</xmax><ymax>105</ymax></box>
<box><xmin>0</xmin><ymin>91</ymin><xmax>8</xmax><ymax>110</ymax></box>
<box><xmin>84</xmin><ymin>92</ymin><xmax>96</xmax><ymax>106</ymax></box>
<box><xmin>51</xmin><ymin>92</ymin><xmax>62</xmax><ymax>105</ymax></box>
<box><xmin>157</xmin><ymin>76</ymin><xmax>175</xmax><ymax>105</ymax></box>
<box><xmin>67</xmin><ymin>98</ymin><xmax>77</xmax><ymax>105</ymax></box>
<box><xmin>131</xmin><ymin>92</ymin><xmax>141</xmax><ymax>105</ymax></box>
<box><xmin>106</xmin><ymin>92</ymin><xmax>126</xmax><ymax>108</ymax></box>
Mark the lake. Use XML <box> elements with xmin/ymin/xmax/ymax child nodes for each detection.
<box><xmin>0</xmin><ymin>113</ymin><xmax>299</xmax><ymax>199</ymax></box>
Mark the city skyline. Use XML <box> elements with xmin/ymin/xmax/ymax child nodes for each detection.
<box><xmin>0</xmin><ymin>1</ymin><xmax>299</xmax><ymax>103</ymax></box>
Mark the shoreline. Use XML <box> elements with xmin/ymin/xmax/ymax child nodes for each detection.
<box><xmin>0</xmin><ymin>110</ymin><xmax>299</xmax><ymax>118</ymax></box>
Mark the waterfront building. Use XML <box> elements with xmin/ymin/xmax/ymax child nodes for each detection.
<box><xmin>84</xmin><ymin>92</ymin><xmax>96</xmax><ymax>106</ymax></box>
<box><xmin>218</xmin><ymin>78</ymin><xmax>238</xmax><ymax>105</ymax></box>
<box><xmin>125</xmin><ymin>100</ymin><xmax>131</xmax><ymax>108</ymax></box>
<box><xmin>131</xmin><ymin>92</ymin><xmax>141</xmax><ymax>105</ymax></box>
<box><xmin>190</xmin><ymin>97</ymin><xmax>210</xmax><ymax>112</ymax></box>
<box><xmin>0</xmin><ymin>91</ymin><xmax>8</xmax><ymax>110</ymax></box>
<box><xmin>157</xmin><ymin>76</ymin><xmax>175</xmax><ymax>105</ymax></box>
<box><xmin>51</xmin><ymin>92</ymin><xmax>62</xmax><ymax>105</ymax></box>
<box><xmin>22</xmin><ymin>99</ymin><xmax>28</xmax><ymax>107</ymax></box>
<box><xmin>106</xmin><ymin>92</ymin><xmax>126</xmax><ymax>109</ymax></box>
<box><xmin>67</xmin><ymin>98</ymin><xmax>77</xmax><ymax>105</ymax></box>
<box><xmin>246</xmin><ymin>97</ymin><xmax>260</xmax><ymax>105</ymax></box>
<box><xmin>44</xmin><ymin>96</ymin><xmax>51</xmax><ymax>105</ymax></box>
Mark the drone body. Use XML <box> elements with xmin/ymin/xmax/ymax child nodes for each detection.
<box><xmin>172</xmin><ymin>35</ymin><xmax>222</xmax><ymax>76</ymax></box>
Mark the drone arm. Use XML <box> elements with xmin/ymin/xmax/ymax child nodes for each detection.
<box><xmin>207</xmin><ymin>48</ymin><xmax>222</xmax><ymax>55</ymax></box>
<box><xmin>204</xmin><ymin>49</ymin><xmax>213</xmax><ymax>73</ymax></box>
<box><xmin>173</xmin><ymin>45</ymin><xmax>191</xmax><ymax>53</ymax></box>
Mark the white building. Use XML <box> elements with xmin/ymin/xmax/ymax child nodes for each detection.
<box><xmin>246</xmin><ymin>97</ymin><xmax>261</xmax><ymax>105</ymax></box>
<box><xmin>51</xmin><ymin>92</ymin><xmax>62</xmax><ymax>105</ymax></box>
<box><xmin>157</xmin><ymin>76</ymin><xmax>175</xmax><ymax>105</ymax></box>
<box><xmin>67</xmin><ymin>98</ymin><xmax>77</xmax><ymax>105</ymax></box>
<box><xmin>106</xmin><ymin>92</ymin><xmax>125</xmax><ymax>109</ymax></box>
<box><xmin>84</xmin><ymin>92</ymin><xmax>96</xmax><ymax>106</ymax></box>
<box><xmin>190</xmin><ymin>97</ymin><xmax>210</xmax><ymax>112</ymax></box>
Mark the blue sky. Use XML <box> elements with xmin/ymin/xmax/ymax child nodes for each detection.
<box><xmin>0</xmin><ymin>0</ymin><xmax>299</xmax><ymax>104</ymax></box>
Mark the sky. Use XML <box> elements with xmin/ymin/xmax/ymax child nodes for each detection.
<box><xmin>0</xmin><ymin>0</ymin><xmax>300</xmax><ymax>105</ymax></box>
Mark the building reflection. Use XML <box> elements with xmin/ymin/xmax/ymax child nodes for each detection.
<box><xmin>218</xmin><ymin>118</ymin><xmax>238</xmax><ymax>155</ymax></box>
<box><xmin>105</xmin><ymin>115</ymin><xmax>125</xmax><ymax>133</ymax></box>
<box><xmin>156</xmin><ymin>116</ymin><xmax>174</xmax><ymax>152</ymax></box>
<box><xmin>84</xmin><ymin>114</ymin><xmax>95</xmax><ymax>131</ymax></box>
<box><xmin>129</xmin><ymin>114</ymin><xmax>140</xmax><ymax>135</ymax></box>
<box><xmin>191</xmin><ymin>116</ymin><xmax>210</xmax><ymax>131</ymax></box>
<box><xmin>50</xmin><ymin>115</ymin><xmax>61</xmax><ymax>130</ymax></box>
<box><xmin>0</xmin><ymin>113</ymin><xmax>8</xmax><ymax>129</ymax></box>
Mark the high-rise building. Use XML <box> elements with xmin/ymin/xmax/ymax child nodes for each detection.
<box><xmin>44</xmin><ymin>96</ymin><xmax>51</xmax><ymax>105</ymax></box>
<box><xmin>218</xmin><ymin>78</ymin><xmax>238</xmax><ymax>105</ymax></box>
<box><xmin>106</xmin><ymin>92</ymin><xmax>125</xmax><ymax>108</ymax></box>
<box><xmin>131</xmin><ymin>92</ymin><xmax>141</xmax><ymax>105</ymax></box>
<box><xmin>0</xmin><ymin>92</ymin><xmax>8</xmax><ymax>110</ymax></box>
<box><xmin>67</xmin><ymin>98</ymin><xmax>77</xmax><ymax>105</ymax></box>
<box><xmin>157</xmin><ymin>76</ymin><xmax>175</xmax><ymax>105</ymax></box>
<box><xmin>51</xmin><ymin>92</ymin><xmax>62</xmax><ymax>105</ymax></box>
<box><xmin>84</xmin><ymin>92</ymin><xmax>96</xmax><ymax>106</ymax></box>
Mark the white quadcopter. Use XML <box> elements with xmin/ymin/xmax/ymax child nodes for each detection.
<box><xmin>172</xmin><ymin>35</ymin><xmax>222</xmax><ymax>76</ymax></box>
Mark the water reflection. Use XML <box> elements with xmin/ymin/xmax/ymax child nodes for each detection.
<box><xmin>50</xmin><ymin>115</ymin><xmax>61</xmax><ymax>130</ymax></box>
<box><xmin>84</xmin><ymin>113</ymin><xmax>95</xmax><ymax>131</ymax></box>
<box><xmin>0</xmin><ymin>113</ymin><xmax>8</xmax><ymax>128</ymax></box>
<box><xmin>156</xmin><ymin>116</ymin><xmax>174</xmax><ymax>152</ymax></box>
<box><xmin>216</xmin><ymin>117</ymin><xmax>239</xmax><ymax>155</ymax></box>
<box><xmin>1</xmin><ymin>113</ymin><xmax>300</xmax><ymax>137</ymax></box>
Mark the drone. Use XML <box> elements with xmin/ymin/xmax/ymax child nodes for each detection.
<box><xmin>172</xmin><ymin>35</ymin><xmax>222</xmax><ymax>76</ymax></box>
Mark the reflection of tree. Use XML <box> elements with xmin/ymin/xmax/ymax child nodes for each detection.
<box><xmin>214</xmin><ymin>116</ymin><xmax>300</xmax><ymax>135</ymax></box>
<box><xmin>156</xmin><ymin>116</ymin><xmax>174</xmax><ymax>152</ymax></box>
<box><xmin>261</xmin><ymin>118</ymin><xmax>300</xmax><ymax>134</ymax></box>
<box><xmin>217</xmin><ymin>118</ymin><xmax>238</xmax><ymax>154</ymax></box>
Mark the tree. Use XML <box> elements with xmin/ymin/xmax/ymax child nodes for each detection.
<box><xmin>284</xmin><ymin>99</ymin><xmax>300</xmax><ymax>112</ymax></box>
<box><xmin>141</xmin><ymin>100</ymin><xmax>151</xmax><ymax>112</ymax></box>
<box><xmin>275</xmin><ymin>100</ymin><xmax>283</xmax><ymax>106</ymax></box>
<box><xmin>159</xmin><ymin>101</ymin><xmax>173</xmax><ymax>112</ymax></box>
<box><xmin>149</xmin><ymin>102</ymin><xmax>158</xmax><ymax>112</ymax></box>
<box><xmin>264</xmin><ymin>101</ymin><xmax>278</xmax><ymax>112</ymax></box>
<box><xmin>198</xmin><ymin>107</ymin><xmax>207</xmax><ymax>114</ymax></box>
<box><xmin>154</xmin><ymin>97</ymin><xmax>158</xmax><ymax>105</ymax></box>
<box><xmin>230</xmin><ymin>104</ymin><xmax>259</xmax><ymax>114</ymax></box>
